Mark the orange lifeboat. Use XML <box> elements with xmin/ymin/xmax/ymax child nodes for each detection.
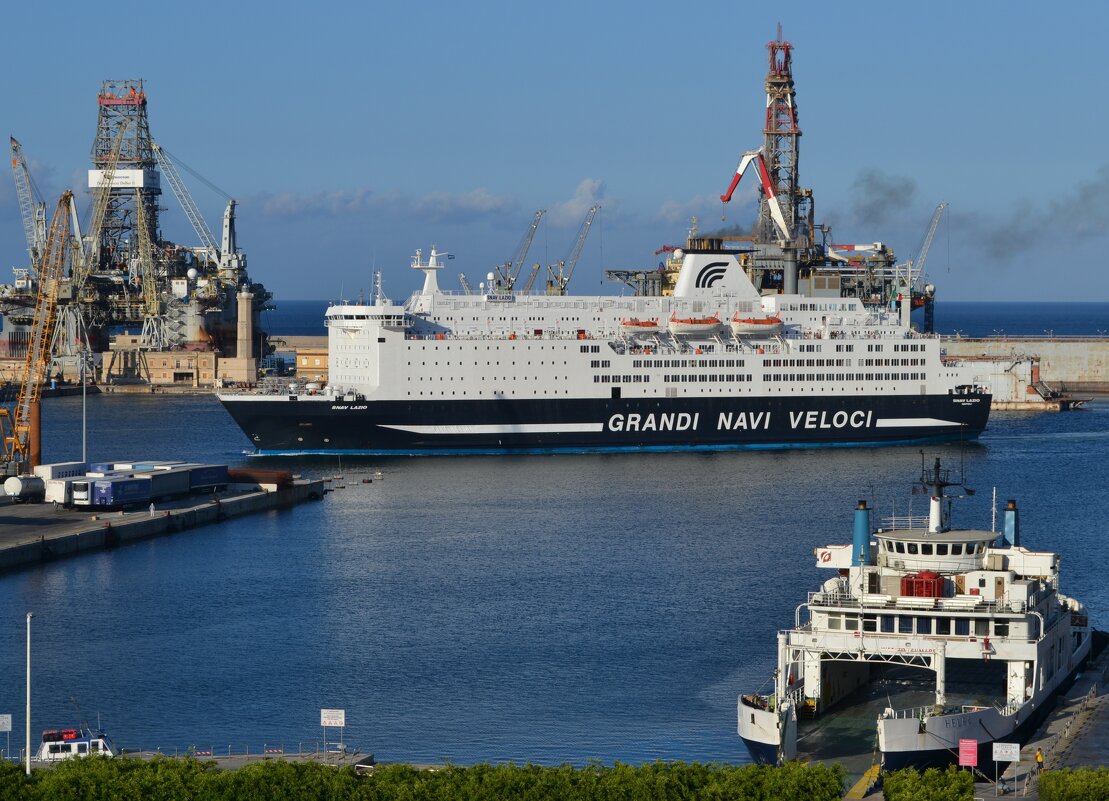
<box><xmin>730</xmin><ymin>314</ymin><xmax>784</xmax><ymax>337</ymax></box>
<box><xmin>668</xmin><ymin>314</ymin><xmax>722</xmax><ymax>335</ymax></box>
<box><xmin>619</xmin><ymin>318</ymin><xmax>660</xmax><ymax>335</ymax></box>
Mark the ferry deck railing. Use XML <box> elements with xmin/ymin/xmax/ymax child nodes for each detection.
<box><xmin>806</xmin><ymin>588</ymin><xmax>1054</xmax><ymax>616</ymax></box>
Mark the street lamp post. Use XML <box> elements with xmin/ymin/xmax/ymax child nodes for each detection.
<box><xmin>25</xmin><ymin>612</ymin><xmax>32</xmax><ymax>777</ymax></box>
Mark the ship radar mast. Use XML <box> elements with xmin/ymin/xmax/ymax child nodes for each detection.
<box><xmin>919</xmin><ymin>455</ymin><xmax>974</xmax><ymax>533</ymax></box>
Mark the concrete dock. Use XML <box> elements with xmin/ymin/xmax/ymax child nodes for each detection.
<box><xmin>0</xmin><ymin>479</ymin><xmax>327</xmax><ymax>573</ymax></box>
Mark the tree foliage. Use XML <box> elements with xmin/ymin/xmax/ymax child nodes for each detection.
<box><xmin>1039</xmin><ymin>767</ymin><xmax>1109</xmax><ymax>801</ymax></box>
<box><xmin>0</xmin><ymin>757</ymin><xmax>846</xmax><ymax>801</ymax></box>
<box><xmin>881</xmin><ymin>765</ymin><xmax>974</xmax><ymax>801</ymax></box>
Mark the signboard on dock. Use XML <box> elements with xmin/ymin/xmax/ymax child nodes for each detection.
<box><xmin>958</xmin><ymin>738</ymin><xmax>978</xmax><ymax>767</ymax></box>
<box><xmin>992</xmin><ymin>742</ymin><xmax>1020</xmax><ymax>762</ymax></box>
<box><xmin>321</xmin><ymin>708</ymin><xmax>345</xmax><ymax>728</ymax></box>
<box><xmin>0</xmin><ymin>714</ymin><xmax>10</xmax><ymax>732</ymax></box>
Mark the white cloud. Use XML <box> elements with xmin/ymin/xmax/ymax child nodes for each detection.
<box><xmin>250</xmin><ymin>186</ymin><xmax>516</xmax><ymax>223</ymax></box>
<box><xmin>655</xmin><ymin>194</ymin><xmax>723</xmax><ymax>225</ymax></box>
<box><xmin>410</xmin><ymin>187</ymin><xmax>517</xmax><ymax>223</ymax></box>
<box><xmin>255</xmin><ymin>189</ymin><xmax>375</xmax><ymax>217</ymax></box>
<box><xmin>549</xmin><ymin>178</ymin><xmax>606</xmax><ymax>227</ymax></box>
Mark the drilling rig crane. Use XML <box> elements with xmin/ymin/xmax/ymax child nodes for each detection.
<box><xmin>719</xmin><ymin>148</ymin><xmax>791</xmax><ymax>241</ymax></box>
<box><xmin>910</xmin><ymin>201</ymin><xmax>948</xmax><ymax>283</ymax></box>
<box><xmin>152</xmin><ymin>141</ymin><xmax>221</xmax><ymax>264</ymax></box>
<box><xmin>1</xmin><ymin>191</ymin><xmax>75</xmax><ymax>473</ymax></box>
<box><xmin>9</xmin><ymin>137</ymin><xmax>47</xmax><ymax>277</ymax></box>
<box><xmin>76</xmin><ymin>120</ymin><xmax>131</xmax><ymax>289</ymax></box>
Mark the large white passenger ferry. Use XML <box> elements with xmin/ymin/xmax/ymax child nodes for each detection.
<box><xmin>218</xmin><ymin>243</ymin><xmax>1003</xmax><ymax>455</ymax></box>
<box><xmin>738</xmin><ymin>459</ymin><xmax>1092</xmax><ymax>771</ymax></box>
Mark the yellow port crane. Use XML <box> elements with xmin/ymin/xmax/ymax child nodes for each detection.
<box><xmin>1</xmin><ymin>191</ymin><xmax>75</xmax><ymax>473</ymax></box>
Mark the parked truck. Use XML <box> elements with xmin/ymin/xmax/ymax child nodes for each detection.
<box><xmin>91</xmin><ymin>477</ymin><xmax>152</xmax><ymax>508</ymax></box>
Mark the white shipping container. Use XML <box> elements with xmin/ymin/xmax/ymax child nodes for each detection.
<box><xmin>33</xmin><ymin>462</ymin><xmax>89</xmax><ymax>481</ymax></box>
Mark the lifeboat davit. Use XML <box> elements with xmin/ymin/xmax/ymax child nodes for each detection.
<box><xmin>668</xmin><ymin>314</ymin><xmax>722</xmax><ymax>335</ymax></box>
<box><xmin>620</xmin><ymin>318</ymin><xmax>660</xmax><ymax>335</ymax></box>
<box><xmin>730</xmin><ymin>314</ymin><xmax>783</xmax><ymax>337</ymax></box>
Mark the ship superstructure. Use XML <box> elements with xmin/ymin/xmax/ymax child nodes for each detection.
<box><xmin>217</xmin><ymin>245</ymin><xmax>1003</xmax><ymax>455</ymax></box>
<box><xmin>738</xmin><ymin>459</ymin><xmax>1092</xmax><ymax>771</ymax></box>
<box><xmin>606</xmin><ymin>29</ymin><xmax>942</xmax><ymax>332</ymax></box>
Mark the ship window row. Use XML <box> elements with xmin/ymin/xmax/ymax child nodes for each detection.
<box><xmin>867</xmin><ymin>344</ymin><xmax>885</xmax><ymax>352</ymax></box>
<box><xmin>595</xmin><ymin>375</ymin><xmax>650</xmax><ymax>384</ymax></box>
<box><xmin>881</xmin><ymin>540</ymin><xmax>987</xmax><ymax>556</ymax></box>
<box><xmin>590</xmin><ymin>360</ymin><xmax>612</xmax><ymax>368</ymax></box>
<box><xmin>662</xmin><ymin>374</ymin><xmax>751</xmax><ymax>383</ymax></box>
<box><xmin>409</xmin><ymin>375</ymin><xmax>569</xmax><ymax>382</ymax></box>
<box><xmin>893</xmin><ymin>343</ymin><xmax>924</xmax><ymax>352</ymax></box>
<box><xmin>579</xmin><ymin>345</ymin><xmax>601</xmax><ymax>353</ymax></box>
<box><xmin>407</xmin><ymin>361</ymin><xmax>569</xmax><ymax>366</ymax></box>
<box><xmin>413</xmin><ymin>344</ymin><xmax>571</xmax><ymax>351</ymax></box>
<box><xmin>828</xmin><ymin>613</ymin><xmax>1015</xmax><ymax>638</ymax></box>
<box><xmin>834</xmin><ymin>344</ymin><xmax>856</xmax><ymax>353</ymax></box>
<box><xmin>861</xmin><ymin>358</ymin><xmax>922</xmax><ymax>367</ymax></box>
<box><xmin>408</xmin><ymin>389</ymin><xmax>571</xmax><ymax>396</ymax></box>
<box><xmin>764</xmin><ymin>373</ymin><xmax>923</xmax><ymax>382</ymax></box>
<box><xmin>634</xmin><ymin>359</ymin><xmax>746</xmax><ymax>368</ymax></box>
<box><xmin>768</xmin><ymin>358</ymin><xmax>849</xmax><ymax>368</ymax></box>
<box><xmin>782</xmin><ymin>302</ymin><xmax>853</xmax><ymax>312</ymax></box>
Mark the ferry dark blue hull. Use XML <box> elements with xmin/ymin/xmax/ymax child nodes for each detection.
<box><xmin>220</xmin><ymin>391</ymin><xmax>990</xmax><ymax>455</ymax></box>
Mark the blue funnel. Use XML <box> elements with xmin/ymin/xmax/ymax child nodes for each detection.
<box><xmin>1002</xmin><ymin>499</ymin><xmax>1020</xmax><ymax>548</ymax></box>
<box><xmin>853</xmin><ymin>500</ymin><xmax>871</xmax><ymax>565</ymax></box>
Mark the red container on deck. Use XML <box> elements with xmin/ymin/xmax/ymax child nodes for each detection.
<box><xmin>900</xmin><ymin>570</ymin><xmax>945</xmax><ymax>598</ymax></box>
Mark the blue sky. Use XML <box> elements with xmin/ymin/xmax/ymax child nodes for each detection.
<box><xmin>2</xmin><ymin>0</ymin><xmax>1108</xmax><ymax>302</ymax></box>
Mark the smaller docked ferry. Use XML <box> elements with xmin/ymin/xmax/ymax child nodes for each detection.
<box><xmin>738</xmin><ymin>459</ymin><xmax>1091</xmax><ymax>772</ymax></box>
<box><xmin>35</xmin><ymin>726</ymin><xmax>116</xmax><ymax>762</ymax></box>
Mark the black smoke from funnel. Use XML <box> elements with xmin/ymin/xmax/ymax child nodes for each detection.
<box><xmin>703</xmin><ymin>221</ymin><xmax>758</xmax><ymax>238</ymax></box>
<box><xmin>851</xmin><ymin>168</ymin><xmax>916</xmax><ymax>227</ymax></box>
<box><xmin>958</xmin><ymin>163</ymin><xmax>1109</xmax><ymax>261</ymax></box>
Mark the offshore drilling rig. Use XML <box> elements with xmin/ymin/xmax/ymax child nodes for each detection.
<box><xmin>1</xmin><ymin>79</ymin><xmax>270</xmax><ymax>386</ymax></box>
<box><xmin>607</xmin><ymin>28</ymin><xmax>943</xmax><ymax>331</ymax></box>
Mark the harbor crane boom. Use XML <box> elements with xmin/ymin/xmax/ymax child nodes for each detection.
<box><xmin>520</xmin><ymin>262</ymin><xmax>542</xmax><ymax>295</ymax></box>
<box><xmin>10</xmin><ymin>137</ymin><xmax>48</xmax><ymax>275</ymax></box>
<box><xmin>547</xmin><ymin>205</ymin><xmax>600</xmax><ymax>295</ymax></box>
<box><xmin>1</xmin><ymin>191</ymin><xmax>75</xmax><ymax>471</ymax></box>
<box><xmin>496</xmin><ymin>209</ymin><xmax>545</xmax><ymax>291</ymax></box>
<box><xmin>719</xmin><ymin>148</ymin><xmax>791</xmax><ymax>240</ymax></box>
<box><xmin>153</xmin><ymin>141</ymin><xmax>220</xmax><ymax>263</ymax></box>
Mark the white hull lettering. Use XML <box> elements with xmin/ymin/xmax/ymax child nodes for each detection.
<box><xmin>789</xmin><ymin>410</ymin><xmax>874</xmax><ymax>430</ymax></box>
<box><xmin>609</xmin><ymin>412</ymin><xmax>700</xmax><ymax>433</ymax></box>
<box><xmin>718</xmin><ymin>411</ymin><xmax>771</xmax><ymax>430</ymax></box>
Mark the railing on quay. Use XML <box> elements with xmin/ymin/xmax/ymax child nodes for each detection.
<box><xmin>1</xmin><ymin>740</ymin><xmax>358</xmax><ymax>764</ymax></box>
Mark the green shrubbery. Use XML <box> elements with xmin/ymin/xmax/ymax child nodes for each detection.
<box><xmin>881</xmin><ymin>765</ymin><xmax>974</xmax><ymax>801</ymax></box>
<box><xmin>0</xmin><ymin>757</ymin><xmax>846</xmax><ymax>801</ymax></box>
<box><xmin>1039</xmin><ymin>767</ymin><xmax>1109</xmax><ymax>801</ymax></box>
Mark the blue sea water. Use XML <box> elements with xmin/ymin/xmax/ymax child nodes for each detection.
<box><xmin>0</xmin><ymin>391</ymin><xmax>1106</xmax><ymax>765</ymax></box>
